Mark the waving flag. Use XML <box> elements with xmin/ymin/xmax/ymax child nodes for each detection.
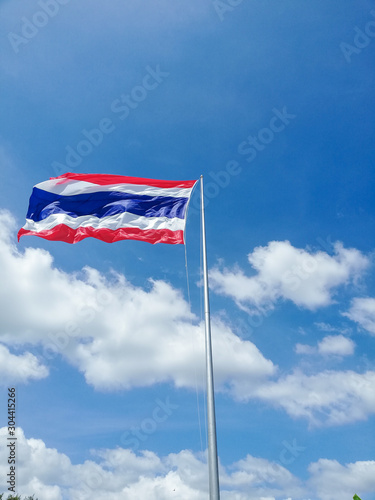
<box><xmin>18</xmin><ymin>173</ymin><xmax>198</xmax><ymax>245</ymax></box>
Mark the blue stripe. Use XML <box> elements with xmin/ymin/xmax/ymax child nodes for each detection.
<box><xmin>26</xmin><ymin>187</ymin><xmax>189</xmax><ymax>222</ymax></box>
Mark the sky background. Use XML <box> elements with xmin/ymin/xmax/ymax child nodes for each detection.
<box><xmin>0</xmin><ymin>1</ymin><xmax>375</xmax><ymax>499</ymax></box>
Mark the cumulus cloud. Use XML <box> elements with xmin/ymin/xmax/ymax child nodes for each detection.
<box><xmin>2</xmin><ymin>426</ymin><xmax>374</xmax><ymax>500</ymax></box>
<box><xmin>308</xmin><ymin>458</ymin><xmax>375</xmax><ymax>500</ymax></box>
<box><xmin>1</xmin><ymin>210</ymin><xmax>375</xmax><ymax>426</ymax></box>
<box><xmin>210</xmin><ymin>241</ymin><xmax>369</xmax><ymax>313</ymax></box>
<box><xmin>317</xmin><ymin>335</ymin><xmax>355</xmax><ymax>356</ymax></box>
<box><xmin>295</xmin><ymin>335</ymin><xmax>355</xmax><ymax>357</ymax></box>
<box><xmin>0</xmin><ymin>427</ymin><xmax>306</xmax><ymax>500</ymax></box>
<box><xmin>223</xmin><ymin>455</ymin><xmax>305</xmax><ymax>499</ymax></box>
<box><xmin>344</xmin><ymin>297</ymin><xmax>375</xmax><ymax>335</ymax></box>
<box><xmin>0</xmin><ymin>210</ymin><xmax>274</xmax><ymax>393</ymax></box>
<box><xmin>3</xmin><ymin>208</ymin><xmax>375</xmax><ymax>430</ymax></box>
<box><xmin>248</xmin><ymin>370</ymin><xmax>375</xmax><ymax>426</ymax></box>
<box><xmin>0</xmin><ymin>344</ymin><xmax>48</xmax><ymax>386</ymax></box>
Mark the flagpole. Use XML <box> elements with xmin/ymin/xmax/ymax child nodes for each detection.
<box><xmin>200</xmin><ymin>175</ymin><xmax>220</xmax><ymax>500</ymax></box>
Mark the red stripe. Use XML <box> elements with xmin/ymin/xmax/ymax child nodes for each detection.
<box><xmin>51</xmin><ymin>172</ymin><xmax>197</xmax><ymax>189</ymax></box>
<box><xmin>17</xmin><ymin>225</ymin><xmax>184</xmax><ymax>245</ymax></box>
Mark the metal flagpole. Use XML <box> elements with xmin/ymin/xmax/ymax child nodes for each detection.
<box><xmin>200</xmin><ymin>175</ymin><xmax>221</xmax><ymax>500</ymax></box>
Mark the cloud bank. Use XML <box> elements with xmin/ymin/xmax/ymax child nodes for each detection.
<box><xmin>1</xmin><ymin>427</ymin><xmax>374</xmax><ymax>500</ymax></box>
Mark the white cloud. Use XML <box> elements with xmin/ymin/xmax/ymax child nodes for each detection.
<box><xmin>295</xmin><ymin>335</ymin><xmax>355</xmax><ymax>357</ymax></box>
<box><xmin>344</xmin><ymin>297</ymin><xmax>375</xmax><ymax>335</ymax></box>
<box><xmin>0</xmin><ymin>343</ymin><xmax>48</xmax><ymax>386</ymax></box>
<box><xmin>317</xmin><ymin>335</ymin><xmax>355</xmax><ymax>356</ymax></box>
<box><xmin>295</xmin><ymin>343</ymin><xmax>316</xmax><ymax>355</ymax></box>
<box><xmin>210</xmin><ymin>241</ymin><xmax>369</xmax><ymax>313</ymax></box>
<box><xmin>1</xmin><ymin>211</ymin><xmax>374</xmax><ymax>426</ymax></box>
<box><xmin>223</xmin><ymin>455</ymin><xmax>305</xmax><ymax>499</ymax></box>
<box><xmin>0</xmin><ymin>210</ymin><xmax>274</xmax><ymax>392</ymax></box>
<box><xmin>2</xmin><ymin>426</ymin><xmax>375</xmax><ymax>500</ymax></box>
<box><xmin>309</xmin><ymin>458</ymin><xmax>375</xmax><ymax>500</ymax></box>
<box><xmin>0</xmin><ymin>427</ymin><xmax>306</xmax><ymax>500</ymax></box>
<box><xmin>248</xmin><ymin>370</ymin><xmax>375</xmax><ymax>426</ymax></box>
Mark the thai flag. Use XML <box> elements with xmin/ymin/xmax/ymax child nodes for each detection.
<box><xmin>18</xmin><ymin>173</ymin><xmax>198</xmax><ymax>245</ymax></box>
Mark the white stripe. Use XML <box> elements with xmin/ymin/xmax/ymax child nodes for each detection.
<box><xmin>36</xmin><ymin>179</ymin><xmax>193</xmax><ymax>199</ymax></box>
<box><xmin>22</xmin><ymin>212</ymin><xmax>185</xmax><ymax>233</ymax></box>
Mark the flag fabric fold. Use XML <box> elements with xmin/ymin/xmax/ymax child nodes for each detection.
<box><xmin>18</xmin><ymin>173</ymin><xmax>198</xmax><ymax>245</ymax></box>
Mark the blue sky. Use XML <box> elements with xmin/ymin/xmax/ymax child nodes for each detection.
<box><xmin>0</xmin><ymin>1</ymin><xmax>375</xmax><ymax>498</ymax></box>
